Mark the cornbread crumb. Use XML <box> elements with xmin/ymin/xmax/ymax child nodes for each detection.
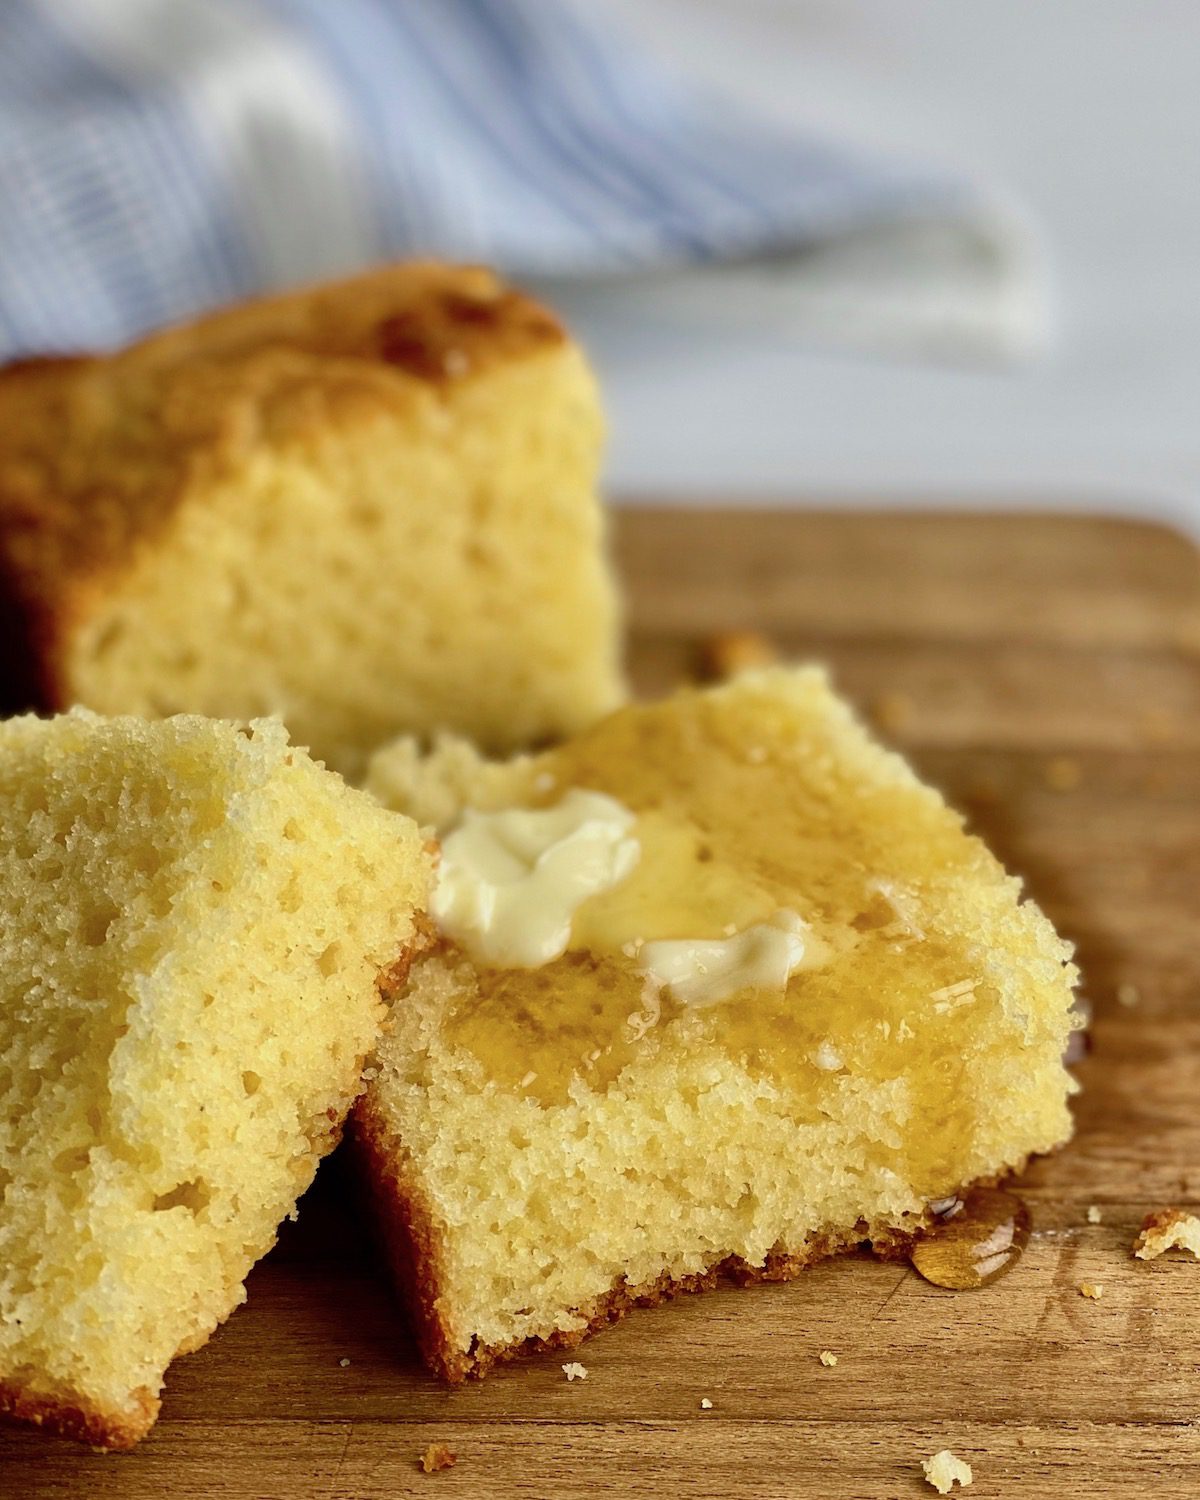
<box><xmin>870</xmin><ymin>690</ymin><xmax>915</xmax><ymax>735</ymax></box>
<box><xmin>922</xmin><ymin>1450</ymin><xmax>973</xmax><ymax>1493</ymax></box>
<box><xmin>698</xmin><ymin>629</ymin><xmax>780</xmax><ymax>680</ymax></box>
<box><xmin>1116</xmin><ymin>983</ymin><xmax>1141</xmax><ymax>1009</ymax></box>
<box><xmin>562</xmin><ymin>1362</ymin><xmax>588</xmax><ymax>1381</ymax></box>
<box><xmin>1134</xmin><ymin>1208</ymin><xmax>1200</xmax><ymax>1260</ymax></box>
<box><xmin>358</xmin><ymin>667</ymin><xmax>1078</xmax><ymax>1384</ymax></box>
<box><xmin>338</xmin><ymin>1358</ymin><xmax>351</xmax><ymax>1368</ymax></box>
<box><xmin>1044</xmin><ymin>756</ymin><xmax>1082</xmax><ymax>792</ymax></box>
<box><xmin>700</xmin><ymin>1398</ymin><xmax>714</xmax><ymax>1409</ymax></box>
<box><xmin>0</xmin><ymin>264</ymin><xmax>622</xmax><ymax>778</ymax></box>
<box><xmin>818</xmin><ymin>1350</ymin><xmax>839</xmax><ymax>1367</ymax></box>
<box><xmin>1078</xmin><ymin>1282</ymin><xmax>1104</xmax><ymax>1299</ymax></box>
<box><xmin>0</xmin><ymin>710</ymin><xmax>428</xmax><ymax>1448</ymax></box>
<box><xmin>1086</xmin><ymin>1206</ymin><xmax>1103</xmax><ymax>1224</ymax></box>
<box><xmin>419</xmin><ymin>1443</ymin><xmax>457</xmax><ymax>1474</ymax></box>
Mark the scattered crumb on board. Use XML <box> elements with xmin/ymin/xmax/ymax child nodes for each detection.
<box><xmin>818</xmin><ymin>1350</ymin><xmax>839</xmax><ymax>1367</ymax></box>
<box><xmin>1079</xmin><ymin>1282</ymin><xmax>1105</xmax><ymax>1299</ymax></box>
<box><xmin>922</xmin><ymin>1450</ymin><xmax>973</xmax><ymax>1493</ymax></box>
<box><xmin>1086</xmin><ymin>1205</ymin><xmax>1103</xmax><ymax>1224</ymax></box>
<box><xmin>562</xmin><ymin>1362</ymin><xmax>589</xmax><ymax>1381</ymax></box>
<box><xmin>697</xmin><ymin>629</ymin><xmax>780</xmax><ymax>680</ymax></box>
<box><xmin>418</xmin><ymin>1443</ymin><xmax>457</xmax><ymax>1474</ymax></box>
<box><xmin>1134</xmin><ymin>1208</ymin><xmax>1200</xmax><ymax>1260</ymax></box>
<box><xmin>700</xmin><ymin>1398</ymin><xmax>713</xmax><ymax>1410</ymax></box>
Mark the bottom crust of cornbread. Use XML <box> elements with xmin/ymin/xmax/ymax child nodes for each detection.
<box><xmin>355</xmin><ymin>1101</ymin><xmax>1026</xmax><ymax>1384</ymax></box>
<box><xmin>0</xmin><ymin>1380</ymin><xmax>159</xmax><ymax>1452</ymax></box>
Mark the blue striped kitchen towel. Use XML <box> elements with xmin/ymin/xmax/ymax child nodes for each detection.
<box><xmin>0</xmin><ymin>0</ymin><xmax>1043</xmax><ymax>360</ymax></box>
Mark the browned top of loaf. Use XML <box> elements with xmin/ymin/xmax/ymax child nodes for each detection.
<box><xmin>0</xmin><ymin>262</ymin><xmax>566</xmax><ymax>619</ymax></box>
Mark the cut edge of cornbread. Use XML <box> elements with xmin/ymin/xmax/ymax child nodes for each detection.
<box><xmin>0</xmin><ymin>709</ymin><xmax>431</xmax><ymax>1448</ymax></box>
<box><xmin>353</xmin><ymin>1100</ymin><xmax>1017</xmax><ymax>1384</ymax></box>
<box><xmin>357</xmin><ymin>666</ymin><xmax>1079</xmax><ymax>1382</ymax></box>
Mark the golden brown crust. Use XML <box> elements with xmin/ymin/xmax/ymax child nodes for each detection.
<box><xmin>1133</xmin><ymin>1206</ymin><xmax>1200</xmax><ymax>1259</ymax></box>
<box><xmin>0</xmin><ymin>261</ymin><xmax>569</xmax><ymax>714</ymax></box>
<box><xmin>351</xmin><ymin>1094</ymin><xmax>462</xmax><ymax>1381</ymax></box>
<box><xmin>376</xmin><ymin>285</ymin><xmax>563</xmax><ymax>383</ymax></box>
<box><xmin>1136</xmin><ymin>1206</ymin><xmax>1194</xmax><ymax>1236</ymax></box>
<box><xmin>0</xmin><ymin>1379</ymin><xmax>158</xmax><ymax>1452</ymax></box>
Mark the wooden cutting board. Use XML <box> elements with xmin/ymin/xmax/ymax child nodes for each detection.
<box><xmin>4</xmin><ymin>509</ymin><xmax>1200</xmax><ymax>1500</ymax></box>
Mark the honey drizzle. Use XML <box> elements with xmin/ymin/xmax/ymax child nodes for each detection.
<box><xmin>909</xmin><ymin>1186</ymin><xmax>1031</xmax><ymax>1289</ymax></box>
<box><xmin>437</xmin><ymin>687</ymin><xmax>1072</xmax><ymax>1136</ymax></box>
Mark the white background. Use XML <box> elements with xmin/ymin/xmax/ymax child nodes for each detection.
<box><xmin>552</xmin><ymin>1</ymin><xmax>1200</xmax><ymax>531</ymax></box>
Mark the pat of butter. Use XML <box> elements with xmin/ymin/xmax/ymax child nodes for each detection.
<box><xmin>430</xmin><ymin>789</ymin><xmax>640</xmax><ymax>967</ymax></box>
<box><xmin>637</xmin><ymin>910</ymin><xmax>809</xmax><ymax>1009</ymax></box>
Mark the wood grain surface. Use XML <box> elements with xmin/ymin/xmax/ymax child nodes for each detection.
<box><xmin>3</xmin><ymin>509</ymin><xmax>1199</xmax><ymax>1499</ymax></box>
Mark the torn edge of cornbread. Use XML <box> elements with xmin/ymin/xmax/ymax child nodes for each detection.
<box><xmin>355</xmin><ymin>665</ymin><xmax>1079</xmax><ymax>1382</ymax></box>
<box><xmin>0</xmin><ymin>262</ymin><xmax>624</xmax><ymax>776</ymax></box>
<box><xmin>0</xmin><ymin>710</ymin><xmax>431</xmax><ymax>1448</ymax></box>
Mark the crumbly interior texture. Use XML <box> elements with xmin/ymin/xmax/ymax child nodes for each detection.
<box><xmin>0</xmin><ymin>265</ymin><xmax>623</xmax><ymax>777</ymax></box>
<box><xmin>0</xmin><ymin>711</ymin><xmax>429</xmax><ymax>1447</ymax></box>
<box><xmin>923</xmin><ymin>1450</ymin><xmax>974</xmax><ymax>1493</ymax></box>
<box><xmin>1134</xmin><ymin>1208</ymin><xmax>1200</xmax><ymax>1260</ymax></box>
<box><xmin>360</xmin><ymin>667</ymin><xmax>1078</xmax><ymax>1379</ymax></box>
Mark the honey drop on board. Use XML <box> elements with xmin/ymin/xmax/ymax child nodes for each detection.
<box><xmin>909</xmin><ymin>1186</ymin><xmax>1031</xmax><ymax>1289</ymax></box>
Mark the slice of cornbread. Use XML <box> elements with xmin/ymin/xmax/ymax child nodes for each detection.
<box><xmin>0</xmin><ymin>263</ymin><xmax>622</xmax><ymax>777</ymax></box>
<box><xmin>0</xmin><ymin>711</ymin><xmax>429</xmax><ymax>1448</ymax></box>
<box><xmin>358</xmin><ymin>666</ymin><xmax>1077</xmax><ymax>1381</ymax></box>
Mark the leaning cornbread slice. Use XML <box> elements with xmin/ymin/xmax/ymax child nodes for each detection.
<box><xmin>0</xmin><ymin>262</ymin><xmax>623</xmax><ymax>777</ymax></box>
<box><xmin>357</xmin><ymin>666</ymin><xmax>1077</xmax><ymax>1381</ymax></box>
<box><xmin>0</xmin><ymin>711</ymin><xmax>429</xmax><ymax>1449</ymax></box>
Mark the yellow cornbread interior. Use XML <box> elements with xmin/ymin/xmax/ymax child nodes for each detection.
<box><xmin>0</xmin><ymin>711</ymin><xmax>428</xmax><ymax>1445</ymax></box>
<box><xmin>362</xmin><ymin>667</ymin><xmax>1077</xmax><ymax>1370</ymax></box>
<box><xmin>65</xmin><ymin>344</ymin><xmax>622</xmax><ymax>779</ymax></box>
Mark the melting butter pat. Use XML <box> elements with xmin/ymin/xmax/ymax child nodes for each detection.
<box><xmin>430</xmin><ymin>790</ymin><xmax>640</xmax><ymax>967</ymax></box>
<box><xmin>637</xmin><ymin>910</ymin><xmax>810</xmax><ymax>1009</ymax></box>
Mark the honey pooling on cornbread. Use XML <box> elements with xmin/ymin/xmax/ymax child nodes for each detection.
<box><xmin>358</xmin><ymin>667</ymin><xmax>1077</xmax><ymax>1381</ymax></box>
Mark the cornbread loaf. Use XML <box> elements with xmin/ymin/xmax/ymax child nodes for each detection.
<box><xmin>0</xmin><ymin>263</ymin><xmax>623</xmax><ymax>777</ymax></box>
<box><xmin>0</xmin><ymin>710</ymin><xmax>429</xmax><ymax>1448</ymax></box>
<box><xmin>358</xmin><ymin>666</ymin><xmax>1078</xmax><ymax>1381</ymax></box>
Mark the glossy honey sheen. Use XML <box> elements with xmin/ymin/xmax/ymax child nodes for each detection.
<box><xmin>439</xmin><ymin>679</ymin><xmax>1059</xmax><ymax>1208</ymax></box>
<box><xmin>909</xmin><ymin>1187</ymin><xmax>1032</xmax><ymax>1288</ymax></box>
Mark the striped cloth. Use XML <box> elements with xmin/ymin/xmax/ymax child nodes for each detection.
<box><xmin>0</xmin><ymin>0</ymin><xmax>1042</xmax><ymax>360</ymax></box>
